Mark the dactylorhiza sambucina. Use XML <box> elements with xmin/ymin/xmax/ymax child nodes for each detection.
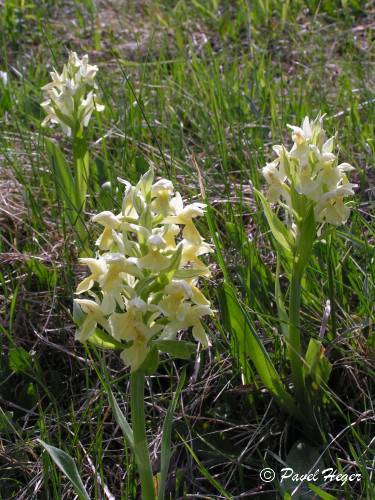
<box><xmin>74</xmin><ymin>168</ymin><xmax>214</xmax><ymax>372</ymax></box>
<box><xmin>262</xmin><ymin>115</ymin><xmax>357</xmax><ymax>226</ymax></box>
<box><xmin>256</xmin><ymin>115</ymin><xmax>357</xmax><ymax>431</ymax></box>
<box><xmin>41</xmin><ymin>51</ymin><xmax>104</xmax><ymax>136</ymax></box>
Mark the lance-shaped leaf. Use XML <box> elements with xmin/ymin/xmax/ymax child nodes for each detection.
<box><xmin>303</xmin><ymin>338</ymin><xmax>332</xmax><ymax>389</ymax></box>
<box><xmin>255</xmin><ymin>189</ymin><xmax>294</xmax><ymax>255</ymax></box>
<box><xmin>153</xmin><ymin>340</ymin><xmax>196</xmax><ymax>360</ymax></box>
<box><xmin>88</xmin><ymin>329</ymin><xmax>128</xmax><ymax>350</ymax></box>
<box><xmin>45</xmin><ymin>139</ymin><xmax>77</xmax><ymax>214</ymax></box>
<box><xmin>219</xmin><ymin>282</ymin><xmax>301</xmax><ymax>418</ymax></box>
<box><xmin>38</xmin><ymin>439</ymin><xmax>90</xmax><ymax>500</ymax></box>
<box><xmin>105</xmin><ymin>386</ymin><xmax>134</xmax><ymax>450</ymax></box>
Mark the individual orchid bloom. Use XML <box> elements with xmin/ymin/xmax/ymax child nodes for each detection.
<box><xmin>262</xmin><ymin>160</ymin><xmax>289</xmax><ymax>203</ymax></box>
<box><xmin>136</xmin><ymin>230</ymin><xmax>171</xmax><ymax>271</ymax></box>
<box><xmin>111</xmin><ymin>299</ymin><xmax>161</xmax><ymax>371</ymax></box>
<box><xmin>315</xmin><ymin>182</ymin><xmax>356</xmax><ymax>224</ymax></box>
<box><xmin>181</xmin><ymin>240</ymin><xmax>212</xmax><ymax>276</ymax></box>
<box><xmin>316</xmin><ymin>162</ymin><xmax>355</xmax><ymax>192</ymax></box>
<box><xmin>165</xmin><ymin>192</ymin><xmax>206</xmax><ymax>222</ymax></box>
<box><xmin>76</xmin><ymin>257</ymin><xmax>107</xmax><ymax>294</ymax></box>
<box><xmin>163</xmin><ymin>224</ymin><xmax>180</xmax><ymax>249</ymax></box>
<box><xmin>99</xmin><ymin>253</ymin><xmax>142</xmax><ymax>314</ymax></box>
<box><xmin>78</xmin><ymin>90</ymin><xmax>104</xmax><ymax>127</ymax></box>
<box><xmin>74</xmin><ymin>167</ymin><xmax>213</xmax><ymax>372</ymax></box>
<box><xmin>92</xmin><ymin>211</ymin><xmax>121</xmax><ymax>251</ymax></box>
<box><xmin>162</xmin><ymin>193</ymin><xmax>209</xmax><ymax>247</ymax></box>
<box><xmin>317</xmin><ymin>196</ymin><xmax>351</xmax><ymax>225</ymax></box>
<box><xmin>294</xmin><ymin>164</ymin><xmax>320</xmax><ymax>196</ymax></box>
<box><xmin>164</xmin><ymin>304</ymin><xmax>213</xmax><ymax>347</ymax></box>
<box><xmin>41</xmin><ymin>51</ymin><xmax>104</xmax><ymax>136</ymax></box>
<box><xmin>121</xmin><ymin>183</ymin><xmax>139</xmax><ymax>220</ymax></box>
<box><xmin>75</xmin><ymin>299</ymin><xmax>109</xmax><ymax>341</ymax></box>
<box><xmin>151</xmin><ymin>179</ymin><xmax>174</xmax><ymax>215</ymax></box>
<box><xmin>137</xmin><ymin>247</ymin><xmax>171</xmax><ymax>272</ymax></box>
<box><xmin>110</xmin><ymin>297</ymin><xmax>148</xmax><ymax>341</ymax></box>
<box><xmin>158</xmin><ymin>280</ymin><xmax>193</xmax><ymax>319</ymax></box>
<box><xmin>262</xmin><ymin>114</ymin><xmax>356</xmax><ymax>227</ymax></box>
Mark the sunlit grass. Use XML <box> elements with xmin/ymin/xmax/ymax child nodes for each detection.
<box><xmin>0</xmin><ymin>0</ymin><xmax>373</xmax><ymax>498</ymax></box>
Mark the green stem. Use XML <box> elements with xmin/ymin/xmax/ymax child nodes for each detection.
<box><xmin>288</xmin><ymin>262</ymin><xmax>305</xmax><ymax>404</ymax></box>
<box><xmin>73</xmin><ymin>134</ymin><xmax>89</xmax><ymax>214</ymax></box>
<box><xmin>72</xmin><ymin>133</ymin><xmax>90</xmax><ymax>254</ymax></box>
<box><xmin>326</xmin><ymin>233</ymin><xmax>337</xmax><ymax>340</ymax></box>
<box><xmin>131</xmin><ymin>371</ymin><xmax>155</xmax><ymax>500</ymax></box>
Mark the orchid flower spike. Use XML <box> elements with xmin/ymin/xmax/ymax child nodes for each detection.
<box><xmin>41</xmin><ymin>52</ymin><xmax>104</xmax><ymax>136</ymax></box>
<box><xmin>74</xmin><ymin>168</ymin><xmax>213</xmax><ymax>372</ymax></box>
<box><xmin>262</xmin><ymin>114</ymin><xmax>357</xmax><ymax>226</ymax></box>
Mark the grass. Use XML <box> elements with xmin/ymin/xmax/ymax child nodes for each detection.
<box><xmin>0</xmin><ymin>0</ymin><xmax>374</xmax><ymax>498</ymax></box>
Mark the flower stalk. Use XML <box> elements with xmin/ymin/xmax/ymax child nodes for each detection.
<box><xmin>131</xmin><ymin>370</ymin><xmax>155</xmax><ymax>500</ymax></box>
<box><xmin>73</xmin><ymin>166</ymin><xmax>213</xmax><ymax>495</ymax></box>
<box><xmin>288</xmin><ymin>258</ymin><xmax>304</xmax><ymax>404</ymax></box>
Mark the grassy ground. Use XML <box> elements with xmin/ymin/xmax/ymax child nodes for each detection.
<box><xmin>0</xmin><ymin>0</ymin><xmax>374</xmax><ymax>498</ymax></box>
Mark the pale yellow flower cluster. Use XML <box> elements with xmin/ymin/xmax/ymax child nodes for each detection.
<box><xmin>74</xmin><ymin>168</ymin><xmax>213</xmax><ymax>371</ymax></box>
<box><xmin>262</xmin><ymin>115</ymin><xmax>356</xmax><ymax>225</ymax></box>
<box><xmin>41</xmin><ymin>52</ymin><xmax>104</xmax><ymax>136</ymax></box>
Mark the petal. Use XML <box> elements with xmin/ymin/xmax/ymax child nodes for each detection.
<box><xmin>76</xmin><ymin>317</ymin><xmax>96</xmax><ymax>342</ymax></box>
<box><xmin>192</xmin><ymin>322</ymin><xmax>210</xmax><ymax>347</ymax></box>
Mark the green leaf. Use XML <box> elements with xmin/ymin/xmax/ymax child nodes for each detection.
<box><xmin>157</xmin><ymin>371</ymin><xmax>186</xmax><ymax>500</ymax></box>
<box><xmin>153</xmin><ymin>340</ymin><xmax>196</xmax><ymax>360</ymax></box>
<box><xmin>174</xmin><ymin>267</ymin><xmax>208</xmax><ymax>279</ymax></box>
<box><xmin>105</xmin><ymin>387</ymin><xmax>134</xmax><ymax>450</ymax></box>
<box><xmin>275</xmin><ymin>256</ymin><xmax>289</xmax><ymax>339</ymax></box>
<box><xmin>46</xmin><ymin>138</ymin><xmax>89</xmax><ymax>251</ymax></box>
<box><xmin>72</xmin><ymin>136</ymin><xmax>89</xmax><ymax>213</ymax></box>
<box><xmin>281</xmin><ymin>440</ymin><xmax>325</xmax><ymax>497</ymax></box>
<box><xmin>204</xmin><ymin>200</ymin><xmax>230</xmax><ymax>282</ymax></box>
<box><xmin>45</xmin><ymin>139</ymin><xmax>77</xmax><ymax>213</ymax></box>
<box><xmin>139</xmin><ymin>347</ymin><xmax>159</xmax><ymax>375</ymax></box>
<box><xmin>88</xmin><ymin>329</ymin><xmax>127</xmax><ymax>350</ymax></box>
<box><xmin>219</xmin><ymin>283</ymin><xmax>299</xmax><ymax>418</ymax></box>
<box><xmin>254</xmin><ymin>189</ymin><xmax>294</xmax><ymax>254</ymax></box>
<box><xmin>0</xmin><ymin>409</ymin><xmax>20</xmax><ymax>436</ymax></box>
<box><xmin>303</xmin><ymin>338</ymin><xmax>332</xmax><ymax>389</ymax></box>
<box><xmin>26</xmin><ymin>258</ymin><xmax>57</xmax><ymax>288</ymax></box>
<box><xmin>9</xmin><ymin>347</ymin><xmax>32</xmax><ymax>374</ymax></box>
<box><xmin>38</xmin><ymin>440</ymin><xmax>90</xmax><ymax>500</ymax></box>
<box><xmin>307</xmin><ymin>483</ymin><xmax>337</xmax><ymax>500</ymax></box>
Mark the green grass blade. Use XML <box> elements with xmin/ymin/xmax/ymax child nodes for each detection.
<box><xmin>157</xmin><ymin>370</ymin><xmax>186</xmax><ymax>500</ymax></box>
<box><xmin>307</xmin><ymin>483</ymin><xmax>337</xmax><ymax>499</ymax></box>
<box><xmin>178</xmin><ymin>432</ymin><xmax>231</xmax><ymax>499</ymax></box>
